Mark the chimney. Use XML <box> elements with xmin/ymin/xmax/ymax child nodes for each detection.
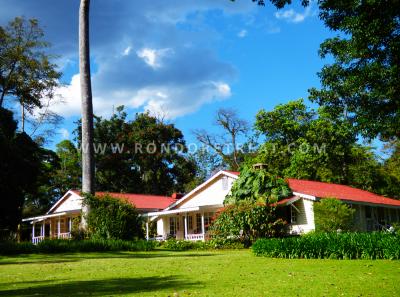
<box><xmin>171</xmin><ymin>192</ymin><xmax>184</xmax><ymax>199</ymax></box>
<box><xmin>253</xmin><ymin>163</ymin><xmax>267</xmax><ymax>170</ymax></box>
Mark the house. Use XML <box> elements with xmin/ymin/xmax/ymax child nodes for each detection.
<box><xmin>145</xmin><ymin>170</ymin><xmax>400</xmax><ymax>240</ymax></box>
<box><xmin>22</xmin><ymin>190</ymin><xmax>178</xmax><ymax>244</ymax></box>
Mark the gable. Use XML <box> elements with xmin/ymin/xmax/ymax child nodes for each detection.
<box><xmin>176</xmin><ymin>174</ymin><xmax>236</xmax><ymax>209</ymax></box>
<box><xmin>48</xmin><ymin>191</ymin><xmax>83</xmax><ymax>214</ymax></box>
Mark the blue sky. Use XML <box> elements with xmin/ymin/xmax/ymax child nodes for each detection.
<box><xmin>0</xmin><ymin>0</ymin><xmax>332</xmax><ymax>148</ymax></box>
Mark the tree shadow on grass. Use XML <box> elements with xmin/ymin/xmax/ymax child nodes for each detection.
<box><xmin>0</xmin><ymin>251</ymin><xmax>217</xmax><ymax>265</ymax></box>
<box><xmin>0</xmin><ymin>276</ymin><xmax>201</xmax><ymax>296</ymax></box>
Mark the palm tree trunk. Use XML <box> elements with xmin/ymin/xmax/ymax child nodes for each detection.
<box><xmin>79</xmin><ymin>0</ymin><xmax>95</xmax><ymax>195</ymax></box>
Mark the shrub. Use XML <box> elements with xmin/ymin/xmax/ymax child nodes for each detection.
<box><xmin>314</xmin><ymin>198</ymin><xmax>355</xmax><ymax>232</ymax></box>
<box><xmin>210</xmin><ymin>202</ymin><xmax>287</xmax><ymax>247</ymax></box>
<box><xmin>161</xmin><ymin>238</ymin><xmax>244</xmax><ymax>251</ymax></box>
<box><xmin>252</xmin><ymin>232</ymin><xmax>400</xmax><ymax>260</ymax></box>
<box><xmin>162</xmin><ymin>239</ymin><xmax>195</xmax><ymax>251</ymax></box>
<box><xmin>84</xmin><ymin>194</ymin><xmax>143</xmax><ymax>240</ymax></box>
<box><xmin>0</xmin><ymin>239</ymin><xmax>156</xmax><ymax>255</ymax></box>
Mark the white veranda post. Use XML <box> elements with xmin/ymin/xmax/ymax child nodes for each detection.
<box><xmin>145</xmin><ymin>220</ymin><xmax>149</xmax><ymax>240</ymax></box>
<box><xmin>201</xmin><ymin>213</ymin><xmax>205</xmax><ymax>239</ymax></box>
<box><xmin>184</xmin><ymin>213</ymin><xmax>188</xmax><ymax>239</ymax></box>
<box><xmin>57</xmin><ymin>217</ymin><xmax>61</xmax><ymax>239</ymax></box>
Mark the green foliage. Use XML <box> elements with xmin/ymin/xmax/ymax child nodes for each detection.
<box><xmin>314</xmin><ymin>198</ymin><xmax>355</xmax><ymax>232</ymax></box>
<box><xmin>75</xmin><ymin>107</ymin><xmax>196</xmax><ymax>195</ymax></box>
<box><xmin>84</xmin><ymin>194</ymin><xmax>143</xmax><ymax>240</ymax></box>
<box><xmin>225</xmin><ymin>168</ymin><xmax>292</xmax><ymax>204</ymax></box>
<box><xmin>309</xmin><ymin>1</ymin><xmax>400</xmax><ymax>140</ymax></box>
<box><xmin>162</xmin><ymin>239</ymin><xmax>195</xmax><ymax>251</ymax></box>
<box><xmin>252</xmin><ymin>232</ymin><xmax>400</xmax><ymax>260</ymax></box>
<box><xmin>251</xmin><ymin>100</ymin><xmax>400</xmax><ymax>197</ymax></box>
<box><xmin>53</xmin><ymin>140</ymin><xmax>81</xmax><ymax>195</ymax></box>
<box><xmin>0</xmin><ymin>239</ymin><xmax>156</xmax><ymax>255</ymax></box>
<box><xmin>0</xmin><ymin>17</ymin><xmax>61</xmax><ymax>111</ymax></box>
<box><xmin>210</xmin><ymin>202</ymin><xmax>287</xmax><ymax>246</ymax></box>
<box><xmin>0</xmin><ymin>108</ymin><xmax>42</xmax><ymax>238</ymax></box>
<box><xmin>161</xmin><ymin>238</ymin><xmax>244</xmax><ymax>251</ymax></box>
<box><xmin>255</xmin><ymin>99</ymin><xmax>315</xmax><ymax>144</ymax></box>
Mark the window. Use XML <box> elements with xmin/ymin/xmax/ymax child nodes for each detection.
<box><xmin>222</xmin><ymin>177</ymin><xmax>229</xmax><ymax>190</ymax></box>
<box><xmin>204</xmin><ymin>212</ymin><xmax>214</xmax><ymax>231</ymax></box>
<box><xmin>196</xmin><ymin>214</ymin><xmax>201</xmax><ymax>233</ymax></box>
<box><xmin>290</xmin><ymin>206</ymin><xmax>297</xmax><ymax>224</ymax></box>
<box><xmin>169</xmin><ymin>217</ymin><xmax>176</xmax><ymax>235</ymax></box>
<box><xmin>188</xmin><ymin>215</ymin><xmax>193</xmax><ymax>230</ymax></box>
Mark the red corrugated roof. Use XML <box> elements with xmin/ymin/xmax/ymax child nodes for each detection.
<box><xmin>71</xmin><ymin>190</ymin><xmax>177</xmax><ymax>210</ymax></box>
<box><xmin>224</xmin><ymin>171</ymin><xmax>240</xmax><ymax>176</ymax></box>
<box><xmin>223</xmin><ymin>171</ymin><xmax>400</xmax><ymax>207</ymax></box>
<box><xmin>287</xmin><ymin>179</ymin><xmax>400</xmax><ymax>207</ymax></box>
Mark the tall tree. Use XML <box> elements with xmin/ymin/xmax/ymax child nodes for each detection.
<box><xmin>0</xmin><ymin>17</ymin><xmax>61</xmax><ymax>132</ymax></box>
<box><xmin>309</xmin><ymin>0</ymin><xmax>400</xmax><ymax>140</ymax></box>
<box><xmin>193</xmin><ymin>108</ymin><xmax>252</xmax><ymax>171</ymax></box>
<box><xmin>79</xmin><ymin>0</ymin><xmax>95</xmax><ymax>195</ymax></box>
<box><xmin>0</xmin><ymin>108</ymin><xmax>41</xmax><ymax>238</ymax></box>
<box><xmin>75</xmin><ymin>106</ymin><xmax>197</xmax><ymax>195</ymax></box>
<box><xmin>252</xmin><ymin>99</ymin><xmax>399</xmax><ymax>195</ymax></box>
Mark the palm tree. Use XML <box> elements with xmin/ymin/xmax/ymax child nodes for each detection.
<box><xmin>79</xmin><ymin>0</ymin><xmax>95</xmax><ymax>195</ymax></box>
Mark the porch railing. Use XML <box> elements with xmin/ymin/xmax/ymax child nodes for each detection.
<box><xmin>32</xmin><ymin>236</ymin><xmax>45</xmax><ymax>244</ymax></box>
<box><xmin>58</xmin><ymin>232</ymin><xmax>72</xmax><ymax>239</ymax></box>
<box><xmin>185</xmin><ymin>233</ymin><xmax>205</xmax><ymax>241</ymax></box>
<box><xmin>32</xmin><ymin>233</ymin><xmax>71</xmax><ymax>244</ymax></box>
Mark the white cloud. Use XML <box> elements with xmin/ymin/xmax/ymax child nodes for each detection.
<box><xmin>52</xmin><ymin>74</ymin><xmax>232</xmax><ymax>120</ymax></box>
<box><xmin>237</xmin><ymin>29</ymin><xmax>247</xmax><ymax>38</ymax></box>
<box><xmin>59</xmin><ymin>128</ymin><xmax>70</xmax><ymax>139</ymax></box>
<box><xmin>275</xmin><ymin>6</ymin><xmax>312</xmax><ymax>23</ymax></box>
<box><xmin>122</xmin><ymin>46</ymin><xmax>132</xmax><ymax>56</ymax></box>
<box><xmin>137</xmin><ymin>48</ymin><xmax>173</xmax><ymax>69</ymax></box>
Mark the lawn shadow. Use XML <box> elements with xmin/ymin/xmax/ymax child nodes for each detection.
<box><xmin>0</xmin><ymin>251</ymin><xmax>217</xmax><ymax>265</ymax></box>
<box><xmin>0</xmin><ymin>276</ymin><xmax>201</xmax><ymax>296</ymax></box>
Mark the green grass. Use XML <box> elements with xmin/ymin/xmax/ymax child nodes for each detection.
<box><xmin>0</xmin><ymin>250</ymin><xmax>399</xmax><ymax>296</ymax></box>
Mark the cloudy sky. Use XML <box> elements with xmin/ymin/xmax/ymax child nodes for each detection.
<box><xmin>0</xmin><ymin>0</ymin><xmax>330</xmax><ymax>146</ymax></box>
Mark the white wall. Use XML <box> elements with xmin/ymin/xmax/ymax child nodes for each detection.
<box><xmin>52</xmin><ymin>193</ymin><xmax>83</xmax><ymax>213</ymax></box>
<box><xmin>290</xmin><ymin>199</ymin><xmax>315</xmax><ymax>234</ymax></box>
<box><xmin>178</xmin><ymin>175</ymin><xmax>235</xmax><ymax>208</ymax></box>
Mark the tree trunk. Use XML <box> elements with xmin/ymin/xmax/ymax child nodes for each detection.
<box><xmin>79</xmin><ymin>0</ymin><xmax>95</xmax><ymax>195</ymax></box>
<box><xmin>21</xmin><ymin>100</ymin><xmax>25</xmax><ymax>132</ymax></box>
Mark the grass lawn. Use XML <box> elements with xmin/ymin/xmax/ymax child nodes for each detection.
<box><xmin>0</xmin><ymin>250</ymin><xmax>399</xmax><ymax>297</ymax></box>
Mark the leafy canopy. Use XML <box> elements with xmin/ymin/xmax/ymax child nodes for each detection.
<box><xmin>309</xmin><ymin>0</ymin><xmax>400</xmax><ymax>140</ymax></box>
<box><xmin>0</xmin><ymin>17</ymin><xmax>61</xmax><ymax>111</ymax></box>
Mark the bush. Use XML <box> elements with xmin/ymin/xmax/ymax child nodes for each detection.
<box><xmin>161</xmin><ymin>238</ymin><xmax>244</xmax><ymax>251</ymax></box>
<box><xmin>252</xmin><ymin>232</ymin><xmax>400</xmax><ymax>259</ymax></box>
<box><xmin>84</xmin><ymin>194</ymin><xmax>143</xmax><ymax>240</ymax></box>
<box><xmin>0</xmin><ymin>239</ymin><xmax>156</xmax><ymax>255</ymax></box>
<box><xmin>210</xmin><ymin>202</ymin><xmax>287</xmax><ymax>247</ymax></box>
<box><xmin>314</xmin><ymin>198</ymin><xmax>355</xmax><ymax>232</ymax></box>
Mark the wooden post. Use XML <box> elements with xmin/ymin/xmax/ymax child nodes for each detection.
<box><xmin>42</xmin><ymin>221</ymin><xmax>45</xmax><ymax>237</ymax></box>
<box><xmin>69</xmin><ymin>217</ymin><xmax>72</xmax><ymax>233</ymax></box>
<box><xmin>184</xmin><ymin>214</ymin><xmax>188</xmax><ymax>240</ymax></box>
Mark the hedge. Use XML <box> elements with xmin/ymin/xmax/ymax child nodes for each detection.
<box><xmin>162</xmin><ymin>238</ymin><xmax>244</xmax><ymax>251</ymax></box>
<box><xmin>0</xmin><ymin>239</ymin><xmax>157</xmax><ymax>255</ymax></box>
<box><xmin>252</xmin><ymin>232</ymin><xmax>400</xmax><ymax>260</ymax></box>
